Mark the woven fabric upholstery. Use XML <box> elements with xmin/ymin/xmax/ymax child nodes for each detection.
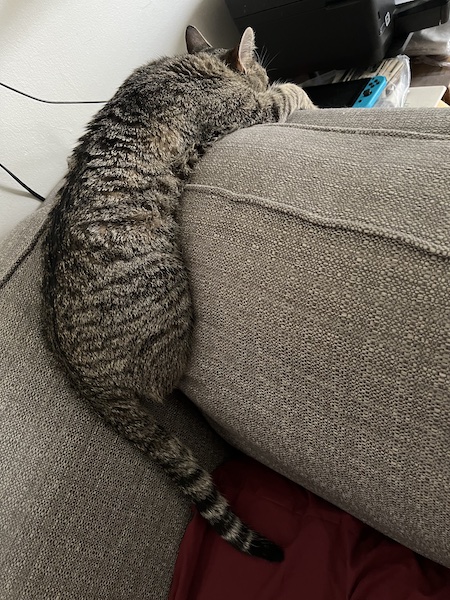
<box><xmin>0</xmin><ymin>188</ymin><xmax>230</xmax><ymax>599</ymax></box>
<box><xmin>179</xmin><ymin>108</ymin><xmax>450</xmax><ymax>567</ymax></box>
<box><xmin>1</xmin><ymin>107</ymin><xmax>449</xmax><ymax>599</ymax></box>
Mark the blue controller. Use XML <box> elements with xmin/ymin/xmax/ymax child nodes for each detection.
<box><xmin>353</xmin><ymin>76</ymin><xmax>387</xmax><ymax>108</ymax></box>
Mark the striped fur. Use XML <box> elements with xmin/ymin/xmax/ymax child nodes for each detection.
<box><xmin>41</xmin><ymin>26</ymin><xmax>315</xmax><ymax>562</ymax></box>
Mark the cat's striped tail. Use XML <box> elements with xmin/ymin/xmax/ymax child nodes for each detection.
<box><xmin>101</xmin><ymin>397</ymin><xmax>284</xmax><ymax>562</ymax></box>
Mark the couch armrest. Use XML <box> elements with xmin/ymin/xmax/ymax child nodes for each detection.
<box><xmin>179</xmin><ymin>108</ymin><xmax>450</xmax><ymax>567</ymax></box>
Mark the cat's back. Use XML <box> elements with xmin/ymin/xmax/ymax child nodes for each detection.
<box><xmin>43</xmin><ymin>180</ymin><xmax>192</xmax><ymax>402</ymax></box>
<box><xmin>41</xmin><ymin>54</ymin><xmax>210</xmax><ymax>400</ymax></box>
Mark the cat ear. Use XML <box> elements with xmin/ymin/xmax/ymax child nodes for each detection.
<box><xmin>229</xmin><ymin>27</ymin><xmax>256</xmax><ymax>73</ymax></box>
<box><xmin>185</xmin><ymin>25</ymin><xmax>212</xmax><ymax>54</ymax></box>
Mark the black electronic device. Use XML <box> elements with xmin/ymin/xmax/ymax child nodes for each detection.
<box><xmin>304</xmin><ymin>76</ymin><xmax>388</xmax><ymax>109</ymax></box>
<box><xmin>225</xmin><ymin>0</ymin><xmax>450</xmax><ymax>78</ymax></box>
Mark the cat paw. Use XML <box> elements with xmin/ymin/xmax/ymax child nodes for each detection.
<box><xmin>276</xmin><ymin>82</ymin><xmax>317</xmax><ymax>111</ymax></box>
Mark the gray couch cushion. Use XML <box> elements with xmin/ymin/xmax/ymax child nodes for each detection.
<box><xmin>0</xmin><ymin>188</ymin><xmax>230</xmax><ymax>598</ymax></box>
<box><xmin>179</xmin><ymin>108</ymin><xmax>450</xmax><ymax>567</ymax></box>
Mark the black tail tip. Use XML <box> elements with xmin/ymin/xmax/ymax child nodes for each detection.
<box><xmin>249</xmin><ymin>538</ymin><xmax>284</xmax><ymax>563</ymax></box>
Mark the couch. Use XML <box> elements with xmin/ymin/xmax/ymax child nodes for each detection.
<box><xmin>1</xmin><ymin>107</ymin><xmax>449</xmax><ymax>599</ymax></box>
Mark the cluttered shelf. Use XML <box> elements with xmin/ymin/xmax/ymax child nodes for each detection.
<box><xmin>298</xmin><ymin>54</ymin><xmax>450</xmax><ymax>109</ymax></box>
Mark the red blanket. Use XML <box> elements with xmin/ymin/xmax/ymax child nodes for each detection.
<box><xmin>169</xmin><ymin>457</ymin><xmax>450</xmax><ymax>600</ymax></box>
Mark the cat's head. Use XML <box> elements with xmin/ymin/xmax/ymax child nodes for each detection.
<box><xmin>185</xmin><ymin>25</ymin><xmax>269</xmax><ymax>93</ymax></box>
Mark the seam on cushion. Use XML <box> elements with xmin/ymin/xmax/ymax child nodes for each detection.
<box><xmin>260</xmin><ymin>122</ymin><xmax>450</xmax><ymax>140</ymax></box>
<box><xmin>0</xmin><ymin>222</ymin><xmax>46</xmax><ymax>291</ymax></box>
<box><xmin>185</xmin><ymin>183</ymin><xmax>450</xmax><ymax>259</ymax></box>
<box><xmin>0</xmin><ymin>180</ymin><xmax>63</xmax><ymax>291</ymax></box>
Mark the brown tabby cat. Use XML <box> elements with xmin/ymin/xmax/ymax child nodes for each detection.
<box><xmin>42</xmin><ymin>25</ymin><xmax>315</xmax><ymax>562</ymax></box>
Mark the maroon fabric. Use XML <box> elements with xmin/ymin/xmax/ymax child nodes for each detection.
<box><xmin>169</xmin><ymin>457</ymin><xmax>450</xmax><ymax>600</ymax></box>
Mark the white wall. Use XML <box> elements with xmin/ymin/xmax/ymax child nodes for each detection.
<box><xmin>0</xmin><ymin>0</ymin><xmax>238</xmax><ymax>239</ymax></box>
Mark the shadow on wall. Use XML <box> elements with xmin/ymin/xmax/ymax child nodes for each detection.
<box><xmin>186</xmin><ymin>0</ymin><xmax>238</xmax><ymax>52</ymax></box>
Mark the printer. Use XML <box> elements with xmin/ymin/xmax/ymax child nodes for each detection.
<box><xmin>225</xmin><ymin>0</ymin><xmax>450</xmax><ymax>78</ymax></box>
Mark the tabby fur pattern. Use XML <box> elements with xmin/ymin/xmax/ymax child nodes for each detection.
<box><xmin>42</xmin><ymin>25</ymin><xmax>315</xmax><ymax>562</ymax></box>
